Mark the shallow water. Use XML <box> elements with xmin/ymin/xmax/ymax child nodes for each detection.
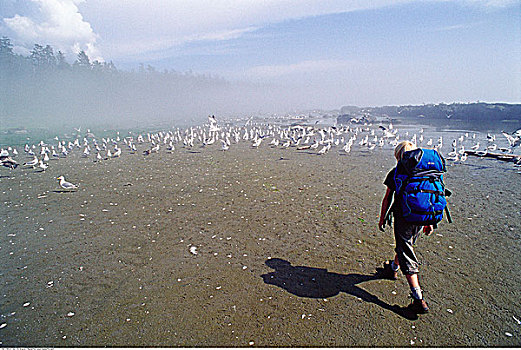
<box><xmin>1</xmin><ymin>121</ymin><xmax>520</xmax><ymax>346</ymax></box>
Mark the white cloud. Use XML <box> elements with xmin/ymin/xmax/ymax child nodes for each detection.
<box><xmin>3</xmin><ymin>0</ymin><xmax>101</xmax><ymax>61</ymax></box>
<box><xmin>78</xmin><ymin>0</ymin><xmax>417</xmax><ymax>60</ymax></box>
<box><xmin>2</xmin><ymin>0</ymin><xmax>519</xmax><ymax>63</ymax></box>
<box><xmin>78</xmin><ymin>0</ymin><xmax>520</xmax><ymax>61</ymax></box>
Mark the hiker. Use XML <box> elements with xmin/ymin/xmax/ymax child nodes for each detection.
<box><xmin>378</xmin><ymin>140</ymin><xmax>432</xmax><ymax>314</ymax></box>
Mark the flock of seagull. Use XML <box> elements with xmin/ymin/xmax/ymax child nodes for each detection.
<box><xmin>1</xmin><ymin>115</ymin><xmax>521</xmax><ymax>187</ymax></box>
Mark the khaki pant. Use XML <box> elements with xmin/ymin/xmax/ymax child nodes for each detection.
<box><xmin>394</xmin><ymin>217</ymin><xmax>422</xmax><ymax>275</ymax></box>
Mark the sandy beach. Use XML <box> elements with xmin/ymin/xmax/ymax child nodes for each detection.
<box><xmin>1</xmin><ymin>126</ymin><xmax>520</xmax><ymax>347</ymax></box>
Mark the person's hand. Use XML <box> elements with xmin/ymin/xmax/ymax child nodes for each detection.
<box><xmin>423</xmin><ymin>225</ymin><xmax>433</xmax><ymax>235</ymax></box>
<box><xmin>378</xmin><ymin>218</ymin><xmax>385</xmax><ymax>232</ymax></box>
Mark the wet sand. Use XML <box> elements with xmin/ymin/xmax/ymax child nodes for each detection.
<box><xmin>1</xmin><ymin>137</ymin><xmax>520</xmax><ymax>347</ymax></box>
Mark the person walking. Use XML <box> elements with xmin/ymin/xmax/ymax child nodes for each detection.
<box><xmin>378</xmin><ymin>140</ymin><xmax>432</xmax><ymax>314</ymax></box>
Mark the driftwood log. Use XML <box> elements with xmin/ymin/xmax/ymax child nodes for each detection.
<box><xmin>464</xmin><ymin>150</ymin><xmax>521</xmax><ymax>162</ymax></box>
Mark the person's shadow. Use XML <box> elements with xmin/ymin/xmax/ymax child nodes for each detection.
<box><xmin>261</xmin><ymin>258</ymin><xmax>418</xmax><ymax>320</ymax></box>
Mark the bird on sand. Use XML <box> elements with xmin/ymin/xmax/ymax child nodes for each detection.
<box><xmin>501</xmin><ymin>131</ymin><xmax>521</xmax><ymax>148</ymax></box>
<box><xmin>57</xmin><ymin>176</ymin><xmax>78</xmax><ymax>190</ymax></box>
<box><xmin>221</xmin><ymin>139</ymin><xmax>229</xmax><ymax>151</ymax></box>
<box><xmin>38</xmin><ymin>160</ymin><xmax>48</xmax><ymax>172</ymax></box>
<box><xmin>23</xmin><ymin>156</ymin><xmax>39</xmax><ymax>168</ymax></box>
<box><xmin>1</xmin><ymin>153</ymin><xmax>19</xmax><ymax>169</ymax></box>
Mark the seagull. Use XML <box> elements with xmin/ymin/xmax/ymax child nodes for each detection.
<box><xmin>1</xmin><ymin>154</ymin><xmax>19</xmax><ymax>169</ymax></box>
<box><xmin>447</xmin><ymin>148</ymin><xmax>458</xmax><ymax>158</ymax></box>
<box><xmin>113</xmin><ymin>147</ymin><xmax>122</xmax><ymax>157</ymax></box>
<box><xmin>208</xmin><ymin>115</ymin><xmax>220</xmax><ymax>132</ymax></box>
<box><xmin>220</xmin><ymin>139</ymin><xmax>229</xmax><ymax>151</ymax></box>
<box><xmin>446</xmin><ymin>153</ymin><xmax>459</xmax><ymax>162</ymax></box>
<box><xmin>24</xmin><ymin>156</ymin><xmax>39</xmax><ymax>168</ymax></box>
<box><xmin>318</xmin><ymin>143</ymin><xmax>331</xmax><ymax>155</ymax></box>
<box><xmin>501</xmin><ymin>132</ymin><xmax>521</xmax><ymax>148</ymax></box>
<box><xmin>208</xmin><ymin>115</ymin><xmax>217</xmax><ymax>125</ymax></box>
<box><xmin>38</xmin><ymin>160</ymin><xmax>48</xmax><ymax>172</ymax></box>
<box><xmin>470</xmin><ymin>142</ymin><xmax>480</xmax><ymax>151</ymax></box>
<box><xmin>487</xmin><ymin>143</ymin><xmax>497</xmax><ymax>151</ymax></box>
<box><xmin>57</xmin><ymin>176</ymin><xmax>78</xmax><ymax>190</ymax></box>
<box><xmin>252</xmin><ymin>137</ymin><xmax>262</xmax><ymax>148</ymax></box>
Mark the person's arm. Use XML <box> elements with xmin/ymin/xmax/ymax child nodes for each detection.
<box><xmin>378</xmin><ymin>187</ymin><xmax>393</xmax><ymax>232</ymax></box>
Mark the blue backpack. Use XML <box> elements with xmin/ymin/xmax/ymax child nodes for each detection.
<box><xmin>394</xmin><ymin>148</ymin><xmax>452</xmax><ymax>226</ymax></box>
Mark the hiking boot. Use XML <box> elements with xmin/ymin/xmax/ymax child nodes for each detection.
<box><xmin>410</xmin><ymin>298</ymin><xmax>429</xmax><ymax>314</ymax></box>
<box><xmin>383</xmin><ymin>260</ymin><xmax>398</xmax><ymax>280</ymax></box>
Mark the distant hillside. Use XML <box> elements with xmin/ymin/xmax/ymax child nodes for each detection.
<box><xmin>338</xmin><ymin>103</ymin><xmax>521</xmax><ymax>132</ymax></box>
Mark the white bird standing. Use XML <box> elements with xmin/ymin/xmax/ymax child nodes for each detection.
<box><xmin>318</xmin><ymin>143</ymin><xmax>331</xmax><ymax>155</ymax></box>
<box><xmin>24</xmin><ymin>156</ymin><xmax>39</xmax><ymax>168</ymax></box>
<box><xmin>252</xmin><ymin>137</ymin><xmax>262</xmax><ymax>148</ymax></box>
<box><xmin>38</xmin><ymin>160</ymin><xmax>48</xmax><ymax>172</ymax></box>
<box><xmin>57</xmin><ymin>176</ymin><xmax>79</xmax><ymax>190</ymax></box>
<box><xmin>501</xmin><ymin>132</ymin><xmax>521</xmax><ymax>148</ymax></box>
<box><xmin>221</xmin><ymin>140</ymin><xmax>229</xmax><ymax>151</ymax></box>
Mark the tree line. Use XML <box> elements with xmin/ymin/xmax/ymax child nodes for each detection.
<box><xmin>0</xmin><ymin>37</ymin><xmax>117</xmax><ymax>75</ymax></box>
<box><xmin>0</xmin><ymin>36</ymin><xmax>243</xmax><ymax>130</ymax></box>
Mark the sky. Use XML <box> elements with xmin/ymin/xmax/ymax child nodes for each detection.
<box><xmin>1</xmin><ymin>0</ymin><xmax>520</xmax><ymax>109</ymax></box>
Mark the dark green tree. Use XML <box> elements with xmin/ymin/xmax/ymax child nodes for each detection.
<box><xmin>0</xmin><ymin>36</ymin><xmax>16</xmax><ymax>70</ymax></box>
<box><xmin>42</xmin><ymin>45</ymin><xmax>56</xmax><ymax>67</ymax></box>
<box><xmin>0</xmin><ymin>36</ymin><xmax>14</xmax><ymax>57</ymax></box>
<box><xmin>56</xmin><ymin>50</ymin><xmax>69</xmax><ymax>69</ymax></box>
<box><xmin>103</xmin><ymin>61</ymin><xmax>117</xmax><ymax>73</ymax></box>
<box><xmin>30</xmin><ymin>43</ymin><xmax>44</xmax><ymax>66</ymax></box>
<box><xmin>74</xmin><ymin>50</ymin><xmax>91</xmax><ymax>69</ymax></box>
<box><xmin>29</xmin><ymin>43</ymin><xmax>56</xmax><ymax>69</ymax></box>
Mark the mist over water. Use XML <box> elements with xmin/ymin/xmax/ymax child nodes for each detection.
<box><xmin>0</xmin><ymin>38</ymin><xmax>328</xmax><ymax>132</ymax></box>
<box><xmin>1</xmin><ymin>66</ymin><xmax>299</xmax><ymax>131</ymax></box>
